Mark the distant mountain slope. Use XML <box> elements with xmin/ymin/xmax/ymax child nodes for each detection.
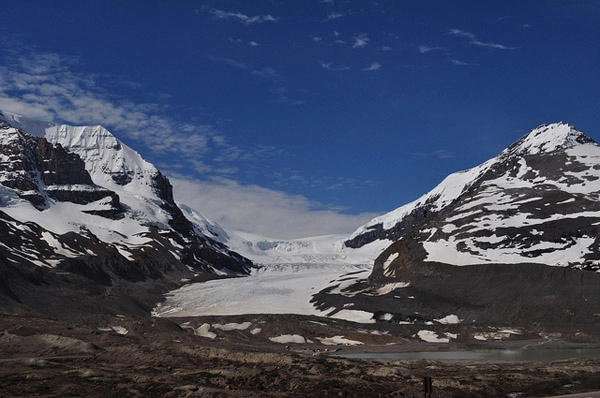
<box><xmin>0</xmin><ymin>110</ymin><xmax>252</xmax><ymax>319</ymax></box>
<box><xmin>313</xmin><ymin>123</ymin><xmax>600</xmax><ymax>329</ymax></box>
<box><xmin>348</xmin><ymin>123</ymin><xmax>600</xmax><ymax>273</ymax></box>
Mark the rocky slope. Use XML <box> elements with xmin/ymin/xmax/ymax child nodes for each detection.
<box><xmin>0</xmin><ymin>111</ymin><xmax>252</xmax><ymax>319</ymax></box>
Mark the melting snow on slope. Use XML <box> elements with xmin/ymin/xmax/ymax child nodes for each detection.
<box><xmin>423</xmin><ymin>236</ymin><xmax>596</xmax><ymax>266</ymax></box>
<box><xmin>417</xmin><ymin>330</ymin><xmax>458</xmax><ymax>343</ymax></box>
<box><xmin>317</xmin><ymin>336</ymin><xmax>363</xmax><ymax>345</ymax></box>
<box><xmin>269</xmin><ymin>334</ymin><xmax>308</xmax><ymax>344</ymax></box>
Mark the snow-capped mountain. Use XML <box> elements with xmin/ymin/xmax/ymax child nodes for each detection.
<box><xmin>310</xmin><ymin>123</ymin><xmax>600</xmax><ymax>327</ymax></box>
<box><xmin>348</xmin><ymin>123</ymin><xmax>600</xmax><ymax>274</ymax></box>
<box><xmin>0</xmin><ymin>110</ymin><xmax>252</xmax><ymax>318</ymax></box>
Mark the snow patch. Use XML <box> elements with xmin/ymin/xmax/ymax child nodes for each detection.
<box><xmin>317</xmin><ymin>336</ymin><xmax>363</xmax><ymax>346</ymax></box>
<box><xmin>195</xmin><ymin>323</ymin><xmax>217</xmax><ymax>339</ymax></box>
<box><xmin>473</xmin><ymin>328</ymin><xmax>521</xmax><ymax>341</ymax></box>
<box><xmin>435</xmin><ymin>314</ymin><xmax>462</xmax><ymax>324</ymax></box>
<box><xmin>212</xmin><ymin>322</ymin><xmax>252</xmax><ymax>331</ymax></box>
<box><xmin>329</xmin><ymin>309</ymin><xmax>375</xmax><ymax>324</ymax></box>
<box><xmin>383</xmin><ymin>252</ymin><xmax>399</xmax><ymax>277</ymax></box>
<box><xmin>417</xmin><ymin>330</ymin><xmax>449</xmax><ymax>343</ymax></box>
<box><xmin>376</xmin><ymin>282</ymin><xmax>410</xmax><ymax>295</ymax></box>
<box><xmin>97</xmin><ymin>326</ymin><xmax>128</xmax><ymax>335</ymax></box>
<box><xmin>269</xmin><ymin>334</ymin><xmax>307</xmax><ymax>344</ymax></box>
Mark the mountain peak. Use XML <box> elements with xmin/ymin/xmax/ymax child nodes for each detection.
<box><xmin>503</xmin><ymin>122</ymin><xmax>596</xmax><ymax>157</ymax></box>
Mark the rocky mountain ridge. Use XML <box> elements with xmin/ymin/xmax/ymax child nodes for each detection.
<box><xmin>347</xmin><ymin>123</ymin><xmax>600</xmax><ymax>271</ymax></box>
<box><xmin>312</xmin><ymin>123</ymin><xmax>600</xmax><ymax>328</ymax></box>
<box><xmin>0</xmin><ymin>111</ymin><xmax>252</xmax><ymax>319</ymax></box>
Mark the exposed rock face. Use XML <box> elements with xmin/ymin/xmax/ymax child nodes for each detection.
<box><xmin>0</xmin><ymin>123</ymin><xmax>120</xmax><ymax>211</ymax></box>
<box><xmin>344</xmin><ymin>207</ymin><xmax>431</xmax><ymax>249</ymax></box>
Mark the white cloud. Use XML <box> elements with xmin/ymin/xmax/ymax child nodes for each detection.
<box><xmin>170</xmin><ymin>177</ymin><xmax>378</xmax><ymax>239</ymax></box>
<box><xmin>470</xmin><ymin>40</ymin><xmax>515</xmax><ymax>50</ymax></box>
<box><xmin>324</xmin><ymin>12</ymin><xmax>343</xmax><ymax>22</ymax></box>
<box><xmin>448</xmin><ymin>28</ymin><xmax>515</xmax><ymax>50</ymax></box>
<box><xmin>450</xmin><ymin>59</ymin><xmax>478</xmax><ymax>66</ymax></box>
<box><xmin>0</xmin><ymin>46</ymin><xmax>375</xmax><ymax>239</ymax></box>
<box><xmin>448</xmin><ymin>28</ymin><xmax>477</xmax><ymax>40</ymax></box>
<box><xmin>320</xmin><ymin>61</ymin><xmax>351</xmax><ymax>71</ymax></box>
<box><xmin>352</xmin><ymin>33</ymin><xmax>369</xmax><ymax>48</ymax></box>
<box><xmin>417</xmin><ymin>45</ymin><xmax>445</xmax><ymax>54</ymax></box>
<box><xmin>414</xmin><ymin>149</ymin><xmax>455</xmax><ymax>159</ymax></box>
<box><xmin>362</xmin><ymin>62</ymin><xmax>381</xmax><ymax>71</ymax></box>
<box><xmin>210</xmin><ymin>8</ymin><xmax>278</xmax><ymax>25</ymax></box>
<box><xmin>207</xmin><ymin>54</ymin><xmax>248</xmax><ymax>69</ymax></box>
<box><xmin>208</xmin><ymin>55</ymin><xmax>280</xmax><ymax>82</ymax></box>
<box><xmin>251</xmin><ymin>67</ymin><xmax>281</xmax><ymax>81</ymax></box>
<box><xmin>0</xmin><ymin>48</ymin><xmax>274</xmax><ymax>177</ymax></box>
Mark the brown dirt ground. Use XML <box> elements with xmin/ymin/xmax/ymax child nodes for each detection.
<box><xmin>1</xmin><ymin>313</ymin><xmax>600</xmax><ymax>397</ymax></box>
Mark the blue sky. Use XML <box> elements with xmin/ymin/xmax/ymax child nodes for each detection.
<box><xmin>1</xmin><ymin>1</ymin><xmax>600</xmax><ymax>238</ymax></box>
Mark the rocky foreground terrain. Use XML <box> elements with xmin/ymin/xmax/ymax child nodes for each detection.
<box><xmin>1</xmin><ymin>313</ymin><xmax>600</xmax><ymax>398</ymax></box>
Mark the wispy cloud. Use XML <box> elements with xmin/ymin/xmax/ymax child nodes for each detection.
<box><xmin>352</xmin><ymin>33</ymin><xmax>369</xmax><ymax>48</ymax></box>
<box><xmin>448</xmin><ymin>28</ymin><xmax>516</xmax><ymax>50</ymax></box>
<box><xmin>207</xmin><ymin>55</ymin><xmax>280</xmax><ymax>82</ymax></box>
<box><xmin>0</xmin><ymin>48</ymin><xmax>285</xmax><ymax>179</ymax></box>
<box><xmin>448</xmin><ymin>28</ymin><xmax>477</xmax><ymax>40</ymax></box>
<box><xmin>471</xmin><ymin>40</ymin><xmax>515</xmax><ymax>50</ymax></box>
<box><xmin>228</xmin><ymin>38</ymin><xmax>260</xmax><ymax>47</ymax></box>
<box><xmin>362</xmin><ymin>62</ymin><xmax>381</xmax><ymax>71</ymax></box>
<box><xmin>252</xmin><ymin>67</ymin><xmax>281</xmax><ymax>81</ymax></box>
<box><xmin>0</xmin><ymin>45</ymin><xmax>371</xmax><ymax>239</ymax></box>
<box><xmin>324</xmin><ymin>12</ymin><xmax>343</xmax><ymax>22</ymax></box>
<box><xmin>320</xmin><ymin>61</ymin><xmax>351</xmax><ymax>71</ymax></box>
<box><xmin>0</xmin><ymin>51</ymin><xmax>229</xmax><ymax>164</ymax></box>
<box><xmin>414</xmin><ymin>149</ymin><xmax>455</xmax><ymax>159</ymax></box>
<box><xmin>450</xmin><ymin>59</ymin><xmax>468</xmax><ymax>66</ymax></box>
<box><xmin>209</xmin><ymin>8</ymin><xmax>278</xmax><ymax>25</ymax></box>
<box><xmin>272</xmin><ymin>87</ymin><xmax>306</xmax><ymax>106</ymax></box>
<box><xmin>207</xmin><ymin>54</ymin><xmax>247</xmax><ymax>69</ymax></box>
<box><xmin>450</xmin><ymin>58</ymin><xmax>479</xmax><ymax>66</ymax></box>
<box><xmin>417</xmin><ymin>45</ymin><xmax>445</xmax><ymax>54</ymax></box>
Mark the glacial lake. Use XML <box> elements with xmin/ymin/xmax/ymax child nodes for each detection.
<box><xmin>336</xmin><ymin>348</ymin><xmax>600</xmax><ymax>362</ymax></box>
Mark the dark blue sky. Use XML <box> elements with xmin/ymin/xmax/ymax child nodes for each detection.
<box><xmin>1</xmin><ymin>1</ymin><xmax>600</xmax><ymax>238</ymax></box>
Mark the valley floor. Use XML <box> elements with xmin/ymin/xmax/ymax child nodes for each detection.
<box><xmin>2</xmin><ymin>313</ymin><xmax>600</xmax><ymax>397</ymax></box>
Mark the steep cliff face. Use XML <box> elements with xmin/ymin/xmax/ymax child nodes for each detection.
<box><xmin>0</xmin><ymin>122</ymin><xmax>120</xmax><ymax>212</ymax></box>
<box><xmin>42</xmin><ymin>123</ymin><xmax>252</xmax><ymax>275</ymax></box>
